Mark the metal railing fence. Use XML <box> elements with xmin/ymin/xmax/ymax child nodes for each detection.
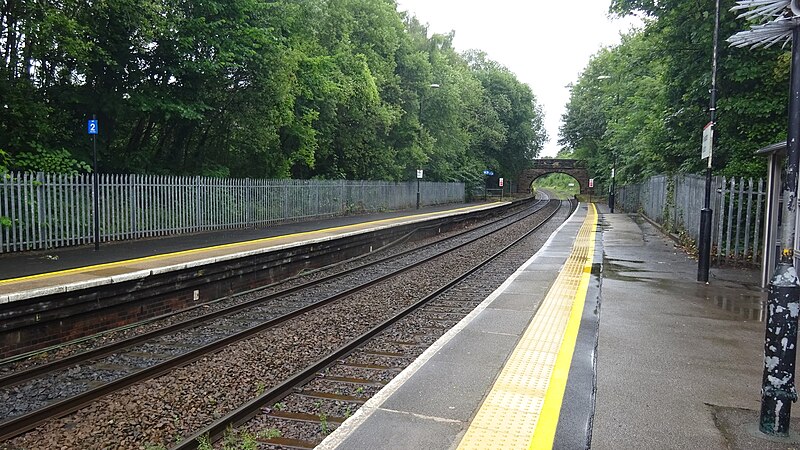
<box><xmin>0</xmin><ymin>172</ymin><xmax>465</xmax><ymax>253</ymax></box>
<box><xmin>617</xmin><ymin>174</ymin><xmax>766</xmax><ymax>265</ymax></box>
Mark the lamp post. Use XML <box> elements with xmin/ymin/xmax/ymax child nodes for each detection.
<box><xmin>698</xmin><ymin>0</ymin><xmax>720</xmax><ymax>283</ymax></box>
<box><xmin>417</xmin><ymin>83</ymin><xmax>440</xmax><ymax>210</ymax></box>
<box><xmin>597</xmin><ymin>75</ymin><xmax>617</xmax><ymax>212</ymax></box>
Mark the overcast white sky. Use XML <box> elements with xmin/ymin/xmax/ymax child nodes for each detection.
<box><xmin>395</xmin><ymin>1</ymin><xmax>641</xmax><ymax>157</ymax></box>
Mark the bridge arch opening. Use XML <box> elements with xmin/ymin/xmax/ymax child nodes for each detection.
<box><xmin>531</xmin><ymin>173</ymin><xmax>581</xmax><ymax>196</ymax></box>
<box><xmin>515</xmin><ymin>159</ymin><xmax>590</xmax><ymax>196</ymax></box>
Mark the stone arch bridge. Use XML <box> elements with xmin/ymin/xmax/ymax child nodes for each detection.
<box><xmin>515</xmin><ymin>159</ymin><xmax>590</xmax><ymax>195</ymax></box>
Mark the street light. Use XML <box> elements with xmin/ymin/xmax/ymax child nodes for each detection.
<box><xmin>698</xmin><ymin>0</ymin><xmax>720</xmax><ymax>284</ymax></box>
<box><xmin>597</xmin><ymin>75</ymin><xmax>617</xmax><ymax>213</ymax></box>
<box><xmin>417</xmin><ymin>83</ymin><xmax>441</xmax><ymax>209</ymax></box>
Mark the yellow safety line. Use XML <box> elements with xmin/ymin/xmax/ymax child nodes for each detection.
<box><xmin>0</xmin><ymin>203</ymin><xmax>503</xmax><ymax>287</ymax></box>
<box><xmin>528</xmin><ymin>203</ymin><xmax>596</xmax><ymax>449</ymax></box>
<box><xmin>456</xmin><ymin>204</ymin><xmax>597</xmax><ymax>450</ymax></box>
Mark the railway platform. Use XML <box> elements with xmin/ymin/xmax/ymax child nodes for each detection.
<box><xmin>0</xmin><ymin>200</ymin><xmax>515</xmax><ymax>359</ymax></box>
<box><xmin>0</xmin><ymin>201</ymin><xmax>506</xmax><ymax>301</ymax></box>
<box><xmin>317</xmin><ymin>204</ymin><xmax>795</xmax><ymax>449</ymax></box>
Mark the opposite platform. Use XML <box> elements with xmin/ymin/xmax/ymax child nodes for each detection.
<box><xmin>0</xmin><ymin>202</ymin><xmax>506</xmax><ymax>303</ymax></box>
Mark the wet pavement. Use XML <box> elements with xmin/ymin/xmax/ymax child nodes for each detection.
<box><xmin>592</xmin><ymin>206</ymin><xmax>800</xmax><ymax>449</ymax></box>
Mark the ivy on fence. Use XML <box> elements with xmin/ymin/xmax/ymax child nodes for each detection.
<box><xmin>617</xmin><ymin>174</ymin><xmax>766</xmax><ymax>266</ymax></box>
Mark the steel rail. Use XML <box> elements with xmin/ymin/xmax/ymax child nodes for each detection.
<box><xmin>0</xmin><ymin>199</ymin><xmax>554</xmax><ymax>442</ymax></box>
<box><xmin>172</xmin><ymin>199</ymin><xmax>566</xmax><ymax>450</ymax></box>
<box><xmin>0</xmin><ymin>198</ymin><xmax>541</xmax><ymax>388</ymax></box>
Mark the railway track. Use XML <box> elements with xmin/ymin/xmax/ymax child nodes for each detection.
<box><xmin>0</xmin><ymin>197</ymin><xmax>560</xmax><ymax>445</ymax></box>
<box><xmin>172</xmin><ymin>197</ymin><xmax>575</xmax><ymax>449</ymax></box>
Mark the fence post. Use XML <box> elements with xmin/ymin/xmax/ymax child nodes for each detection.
<box><xmin>754</xmin><ymin>178</ymin><xmax>765</xmax><ymax>260</ymax></box>
<box><xmin>733</xmin><ymin>177</ymin><xmax>745</xmax><ymax>260</ymax></box>
<box><xmin>717</xmin><ymin>176</ymin><xmax>727</xmax><ymax>263</ymax></box>
<box><xmin>744</xmin><ymin>178</ymin><xmax>754</xmax><ymax>261</ymax></box>
<box><xmin>35</xmin><ymin>172</ymin><xmax>44</xmax><ymax>249</ymax></box>
<box><xmin>726</xmin><ymin>177</ymin><xmax>736</xmax><ymax>261</ymax></box>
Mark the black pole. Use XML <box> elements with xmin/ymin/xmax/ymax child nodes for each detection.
<box><xmin>609</xmin><ymin>156</ymin><xmax>616</xmax><ymax>213</ymax></box>
<box><xmin>761</xmin><ymin>264</ymin><xmax>800</xmax><ymax>435</ymax></box>
<box><xmin>760</xmin><ymin>24</ymin><xmax>800</xmax><ymax>437</ymax></box>
<box><xmin>698</xmin><ymin>0</ymin><xmax>720</xmax><ymax>283</ymax></box>
<box><xmin>92</xmin><ymin>114</ymin><xmax>100</xmax><ymax>251</ymax></box>
<box><xmin>697</xmin><ymin>166</ymin><xmax>713</xmax><ymax>282</ymax></box>
<box><xmin>416</xmin><ymin>175</ymin><xmax>420</xmax><ymax>210</ymax></box>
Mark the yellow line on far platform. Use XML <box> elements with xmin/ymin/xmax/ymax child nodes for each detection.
<box><xmin>0</xmin><ymin>203</ymin><xmax>502</xmax><ymax>287</ymax></box>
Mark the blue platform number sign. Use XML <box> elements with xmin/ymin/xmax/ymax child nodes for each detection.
<box><xmin>88</xmin><ymin>119</ymin><xmax>98</xmax><ymax>135</ymax></box>
<box><xmin>483</xmin><ymin>169</ymin><xmax>494</xmax><ymax>176</ymax></box>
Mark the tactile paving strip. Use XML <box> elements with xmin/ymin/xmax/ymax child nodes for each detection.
<box><xmin>456</xmin><ymin>204</ymin><xmax>597</xmax><ymax>450</ymax></box>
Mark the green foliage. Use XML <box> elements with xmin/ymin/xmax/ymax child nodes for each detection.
<box><xmin>0</xmin><ymin>0</ymin><xmax>547</xmax><ymax>182</ymax></box>
<box><xmin>13</xmin><ymin>148</ymin><xmax>91</xmax><ymax>174</ymax></box>
<box><xmin>196</xmin><ymin>434</ymin><xmax>213</xmax><ymax>450</ymax></box>
<box><xmin>532</xmin><ymin>173</ymin><xmax>581</xmax><ymax>195</ymax></box>
<box><xmin>562</xmin><ymin>0</ymin><xmax>782</xmax><ymax>185</ymax></box>
<box><xmin>0</xmin><ymin>148</ymin><xmax>9</xmax><ymax>173</ymax></box>
<box><xmin>259</xmin><ymin>428</ymin><xmax>282</xmax><ymax>440</ymax></box>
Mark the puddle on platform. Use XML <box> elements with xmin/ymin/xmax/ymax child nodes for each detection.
<box><xmin>708</xmin><ymin>293</ymin><xmax>767</xmax><ymax>322</ymax></box>
<box><xmin>602</xmin><ymin>259</ymin><xmax>650</xmax><ymax>283</ymax></box>
<box><xmin>604</xmin><ymin>261</ymin><xmax>647</xmax><ymax>274</ymax></box>
<box><xmin>605</xmin><ymin>258</ymin><xmax>646</xmax><ymax>265</ymax></box>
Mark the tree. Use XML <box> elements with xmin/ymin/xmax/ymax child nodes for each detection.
<box><xmin>0</xmin><ymin>0</ymin><xmax>548</xmax><ymax>184</ymax></box>
<box><xmin>561</xmin><ymin>1</ymin><xmax>787</xmax><ymax>183</ymax></box>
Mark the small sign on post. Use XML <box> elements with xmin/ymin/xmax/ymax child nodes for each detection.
<box><xmin>702</xmin><ymin>122</ymin><xmax>713</xmax><ymax>160</ymax></box>
<box><xmin>88</xmin><ymin>116</ymin><xmax>100</xmax><ymax>251</ymax></box>
<box><xmin>589</xmin><ymin>178</ymin><xmax>594</xmax><ymax>188</ymax></box>
<box><xmin>416</xmin><ymin>169</ymin><xmax>423</xmax><ymax>210</ymax></box>
<box><xmin>498</xmin><ymin>177</ymin><xmax>504</xmax><ymax>187</ymax></box>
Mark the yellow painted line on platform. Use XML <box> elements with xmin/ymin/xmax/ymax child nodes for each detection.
<box><xmin>0</xmin><ymin>203</ymin><xmax>503</xmax><ymax>287</ymax></box>
<box><xmin>456</xmin><ymin>204</ymin><xmax>597</xmax><ymax>450</ymax></box>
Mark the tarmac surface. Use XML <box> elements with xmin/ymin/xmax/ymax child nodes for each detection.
<box><xmin>592</xmin><ymin>208</ymin><xmax>799</xmax><ymax>449</ymax></box>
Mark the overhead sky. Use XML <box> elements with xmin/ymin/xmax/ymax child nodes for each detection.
<box><xmin>395</xmin><ymin>1</ymin><xmax>642</xmax><ymax>157</ymax></box>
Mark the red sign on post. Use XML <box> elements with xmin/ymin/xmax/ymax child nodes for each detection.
<box><xmin>589</xmin><ymin>178</ymin><xmax>594</xmax><ymax>188</ymax></box>
<box><xmin>499</xmin><ymin>177</ymin><xmax>504</xmax><ymax>187</ymax></box>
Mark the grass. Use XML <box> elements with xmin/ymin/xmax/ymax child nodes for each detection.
<box><xmin>319</xmin><ymin>412</ymin><xmax>330</xmax><ymax>435</ymax></box>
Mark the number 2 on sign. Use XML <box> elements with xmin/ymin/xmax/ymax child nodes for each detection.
<box><xmin>88</xmin><ymin>120</ymin><xmax>98</xmax><ymax>135</ymax></box>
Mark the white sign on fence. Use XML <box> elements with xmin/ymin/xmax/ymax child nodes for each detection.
<box><xmin>702</xmin><ymin>122</ymin><xmax>713</xmax><ymax>160</ymax></box>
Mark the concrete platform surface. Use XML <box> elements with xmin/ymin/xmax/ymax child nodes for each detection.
<box><xmin>0</xmin><ymin>202</ymin><xmax>499</xmax><ymax>281</ymax></box>
<box><xmin>316</xmin><ymin>204</ymin><xmax>795</xmax><ymax>449</ymax></box>
<box><xmin>0</xmin><ymin>201</ymin><xmax>507</xmax><ymax>302</ymax></box>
